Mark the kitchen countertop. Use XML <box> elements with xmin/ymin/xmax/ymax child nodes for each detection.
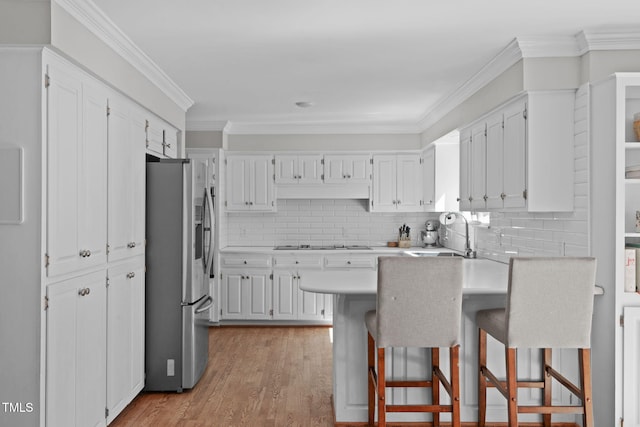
<box><xmin>299</xmin><ymin>258</ymin><xmax>510</xmax><ymax>295</ymax></box>
<box><xmin>219</xmin><ymin>245</ymin><xmax>449</xmax><ymax>255</ymax></box>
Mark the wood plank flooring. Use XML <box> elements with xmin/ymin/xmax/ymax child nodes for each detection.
<box><xmin>110</xmin><ymin>326</ymin><xmax>578</xmax><ymax>427</ymax></box>
<box><xmin>110</xmin><ymin>326</ymin><xmax>335</xmax><ymax>427</ymax></box>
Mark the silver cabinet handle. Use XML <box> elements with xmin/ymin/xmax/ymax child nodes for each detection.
<box><xmin>347</xmin><ymin>261</ymin><xmax>351</xmax><ymax>265</ymax></box>
<box><xmin>245</xmin><ymin>201</ymin><xmax>249</xmax><ymax>205</ymax></box>
<box><xmin>79</xmin><ymin>250</ymin><xmax>92</xmax><ymax>258</ymax></box>
<box><xmin>127</xmin><ymin>242</ymin><xmax>136</xmax><ymax>249</ymax></box>
<box><xmin>126</xmin><ymin>272</ymin><xmax>135</xmax><ymax>279</ymax></box>
<box><xmin>249</xmin><ymin>201</ymin><xmax>254</xmax><ymax>205</ymax></box>
<box><xmin>397</xmin><ymin>200</ymin><xmax>401</xmax><ymax>205</ymax></box>
<box><xmin>78</xmin><ymin>287</ymin><xmax>91</xmax><ymax>296</ymax></box>
<box><xmin>500</xmin><ymin>192</ymin><xmax>506</xmax><ymax>200</ymax></box>
<box><xmin>166</xmin><ymin>143</ymin><xmax>171</xmax><ymax>149</ymax></box>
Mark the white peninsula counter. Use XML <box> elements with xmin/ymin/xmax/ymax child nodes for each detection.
<box><xmin>300</xmin><ymin>257</ymin><xmax>601</xmax><ymax>424</ymax></box>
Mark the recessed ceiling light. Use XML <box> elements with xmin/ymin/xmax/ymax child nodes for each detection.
<box><xmin>295</xmin><ymin>101</ymin><xmax>314</xmax><ymax>108</ymax></box>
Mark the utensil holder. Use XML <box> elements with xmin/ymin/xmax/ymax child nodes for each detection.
<box><xmin>398</xmin><ymin>239</ymin><xmax>411</xmax><ymax>248</ymax></box>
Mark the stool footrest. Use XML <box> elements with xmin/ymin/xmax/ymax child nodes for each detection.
<box><xmin>546</xmin><ymin>365</ymin><xmax>583</xmax><ymax>398</ymax></box>
<box><xmin>386</xmin><ymin>380</ymin><xmax>432</xmax><ymax>387</ymax></box>
<box><xmin>387</xmin><ymin>404</ymin><xmax>453</xmax><ymax>413</ymax></box>
<box><xmin>518</xmin><ymin>405</ymin><xmax>586</xmax><ymax>415</ymax></box>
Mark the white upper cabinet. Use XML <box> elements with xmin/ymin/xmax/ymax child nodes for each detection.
<box><xmin>107</xmin><ymin>96</ymin><xmax>146</xmax><ymax>262</ymax></box>
<box><xmin>226</xmin><ymin>155</ymin><xmax>275</xmax><ymax>211</ymax></box>
<box><xmin>146</xmin><ymin>117</ymin><xmax>178</xmax><ymax>158</ymax></box>
<box><xmin>470</xmin><ymin>122</ymin><xmax>487</xmax><ymax>211</ymax></box>
<box><xmin>421</xmin><ymin>140</ymin><xmax>460</xmax><ymax>212</ymax></box>
<box><xmin>485</xmin><ymin>111</ymin><xmax>505</xmax><ymax>209</ymax></box>
<box><xmin>275</xmin><ymin>154</ymin><xmax>323</xmax><ymax>184</ymax></box>
<box><xmin>46</xmin><ymin>58</ymin><xmax>108</xmax><ymax>277</ymax></box>
<box><xmin>324</xmin><ymin>154</ymin><xmax>371</xmax><ymax>184</ymax></box>
<box><xmin>458</xmin><ymin>129</ymin><xmax>471</xmax><ymax>211</ymax></box>
<box><xmin>459</xmin><ymin>91</ymin><xmax>574</xmax><ymax>212</ymax></box>
<box><xmin>371</xmin><ymin>154</ymin><xmax>422</xmax><ymax>212</ymax></box>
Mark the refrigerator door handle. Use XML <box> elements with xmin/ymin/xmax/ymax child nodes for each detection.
<box><xmin>195</xmin><ymin>296</ymin><xmax>213</xmax><ymax>314</ymax></box>
<box><xmin>204</xmin><ymin>187</ymin><xmax>215</xmax><ymax>273</ymax></box>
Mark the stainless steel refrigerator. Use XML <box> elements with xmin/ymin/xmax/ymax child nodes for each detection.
<box><xmin>145</xmin><ymin>158</ymin><xmax>214</xmax><ymax>392</ymax></box>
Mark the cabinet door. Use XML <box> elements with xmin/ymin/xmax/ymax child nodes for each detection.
<box><xmin>344</xmin><ymin>155</ymin><xmax>371</xmax><ymax>183</ymax></box>
<box><xmin>624</xmin><ymin>307</ymin><xmax>640</xmax><ymax>427</ymax></box>
<box><xmin>108</xmin><ymin>98</ymin><xmax>144</xmax><ymax>261</ymax></box>
<box><xmin>250</xmin><ymin>156</ymin><xmax>275</xmax><ymax>211</ymax></box>
<box><xmin>502</xmin><ymin>100</ymin><xmax>527</xmax><ymax>209</ymax></box>
<box><xmin>323</xmin><ymin>155</ymin><xmax>347</xmax><ymax>183</ymax></box>
<box><xmin>459</xmin><ymin>130</ymin><xmax>471</xmax><ymax>211</ymax></box>
<box><xmin>247</xmin><ymin>272</ymin><xmax>272</xmax><ymax>319</ymax></box>
<box><xmin>422</xmin><ymin>148</ymin><xmax>436</xmax><ymax>211</ymax></box>
<box><xmin>372</xmin><ymin>155</ymin><xmax>397</xmax><ymax>212</ymax></box>
<box><xmin>106</xmin><ymin>261</ymin><xmax>145</xmax><ymax>422</ymax></box>
<box><xmin>226</xmin><ymin>156</ymin><xmax>250</xmax><ymax>210</ymax></box>
<box><xmin>46</xmin><ymin>271</ymin><xmax>107</xmax><ymax>427</ymax></box>
<box><xmin>273</xmin><ymin>270</ymin><xmax>297</xmax><ymax>319</ymax></box>
<box><xmin>322</xmin><ymin>293</ymin><xmax>333</xmax><ymax>319</ymax></box>
<box><xmin>485</xmin><ymin>113</ymin><xmax>504</xmax><ymax>209</ymax></box>
<box><xmin>146</xmin><ymin>118</ymin><xmax>165</xmax><ymax>158</ymax></box>
<box><xmin>470</xmin><ymin>123</ymin><xmax>487</xmax><ymax>210</ymax></box>
<box><xmin>396</xmin><ymin>154</ymin><xmax>422</xmax><ymax>212</ymax></box>
<box><xmin>221</xmin><ymin>270</ymin><xmax>244</xmax><ymax>319</ymax></box>
<box><xmin>47</xmin><ymin>63</ymin><xmax>110</xmax><ymax>277</ymax></box>
<box><xmin>298</xmin><ymin>287</ymin><xmax>324</xmax><ymax>320</ymax></box>
<box><xmin>275</xmin><ymin>155</ymin><xmax>298</xmax><ymax>184</ymax></box>
<box><xmin>298</xmin><ymin>154</ymin><xmax>324</xmax><ymax>184</ymax></box>
<box><xmin>163</xmin><ymin>128</ymin><xmax>178</xmax><ymax>158</ymax></box>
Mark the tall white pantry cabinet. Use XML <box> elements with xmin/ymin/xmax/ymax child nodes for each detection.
<box><xmin>591</xmin><ymin>73</ymin><xmax>640</xmax><ymax>427</ymax></box>
<box><xmin>0</xmin><ymin>47</ymin><xmax>172</xmax><ymax>427</ymax></box>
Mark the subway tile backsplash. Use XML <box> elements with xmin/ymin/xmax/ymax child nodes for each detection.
<box><xmin>226</xmin><ymin>199</ymin><xmax>439</xmax><ymax>248</ymax></box>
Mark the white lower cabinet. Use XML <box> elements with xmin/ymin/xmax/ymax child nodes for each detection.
<box><xmin>106</xmin><ymin>258</ymin><xmax>145</xmax><ymax>423</ymax></box>
<box><xmin>624</xmin><ymin>307</ymin><xmax>640</xmax><ymax>427</ymax></box>
<box><xmin>46</xmin><ymin>270</ymin><xmax>107</xmax><ymax>427</ymax></box>
<box><xmin>273</xmin><ymin>270</ymin><xmax>298</xmax><ymax>319</ymax></box>
<box><xmin>221</xmin><ymin>269</ymin><xmax>272</xmax><ymax>320</ymax></box>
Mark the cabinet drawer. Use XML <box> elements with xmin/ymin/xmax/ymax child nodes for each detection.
<box><xmin>324</xmin><ymin>255</ymin><xmax>376</xmax><ymax>269</ymax></box>
<box><xmin>273</xmin><ymin>255</ymin><xmax>323</xmax><ymax>269</ymax></box>
<box><xmin>220</xmin><ymin>254</ymin><xmax>272</xmax><ymax>268</ymax></box>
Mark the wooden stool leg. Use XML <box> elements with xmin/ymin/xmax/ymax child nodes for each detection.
<box><xmin>506</xmin><ymin>347</ymin><xmax>518</xmax><ymax>427</ymax></box>
<box><xmin>378</xmin><ymin>348</ymin><xmax>386</xmax><ymax>427</ymax></box>
<box><xmin>450</xmin><ymin>345</ymin><xmax>461</xmax><ymax>427</ymax></box>
<box><xmin>543</xmin><ymin>348</ymin><xmax>552</xmax><ymax>427</ymax></box>
<box><xmin>580</xmin><ymin>349</ymin><xmax>594</xmax><ymax>427</ymax></box>
<box><xmin>478</xmin><ymin>328</ymin><xmax>487</xmax><ymax>427</ymax></box>
<box><xmin>432</xmin><ymin>347</ymin><xmax>440</xmax><ymax>427</ymax></box>
<box><xmin>367</xmin><ymin>333</ymin><xmax>375</xmax><ymax>426</ymax></box>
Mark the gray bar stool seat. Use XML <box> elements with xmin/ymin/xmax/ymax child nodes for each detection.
<box><xmin>365</xmin><ymin>256</ymin><xmax>463</xmax><ymax>427</ymax></box>
<box><xmin>476</xmin><ymin>257</ymin><xmax>597</xmax><ymax>427</ymax></box>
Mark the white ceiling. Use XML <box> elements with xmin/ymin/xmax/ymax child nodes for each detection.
<box><xmin>91</xmin><ymin>0</ymin><xmax>640</xmax><ymax>132</ymax></box>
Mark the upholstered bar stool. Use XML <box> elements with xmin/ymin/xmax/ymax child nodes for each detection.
<box><xmin>476</xmin><ymin>257</ymin><xmax>597</xmax><ymax>427</ymax></box>
<box><xmin>365</xmin><ymin>256</ymin><xmax>463</xmax><ymax>427</ymax></box>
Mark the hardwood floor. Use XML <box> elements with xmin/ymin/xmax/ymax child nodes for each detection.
<box><xmin>110</xmin><ymin>326</ymin><xmax>335</xmax><ymax>427</ymax></box>
<box><xmin>110</xmin><ymin>326</ymin><xmax>579</xmax><ymax>427</ymax></box>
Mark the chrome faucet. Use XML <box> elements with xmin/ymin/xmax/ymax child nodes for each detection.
<box><xmin>440</xmin><ymin>212</ymin><xmax>476</xmax><ymax>258</ymax></box>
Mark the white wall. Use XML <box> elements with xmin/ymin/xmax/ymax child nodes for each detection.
<box><xmin>0</xmin><ymin>1</ymin><xmax>51</xmax><ymax>44</ymax></box>
<box><xmin>0</xmin><ymin>48</ymin><xmax>43</xmax><ymax>427</ymax></box>
<box><xmin>186</xmin><ymin>130</ymin><xmax>223</xmax><ymax>149</ymax></box>
<box><xmin>226</xmin><ymin>133</ymin><xmax>421</xmax><ymax>151</ymax></box>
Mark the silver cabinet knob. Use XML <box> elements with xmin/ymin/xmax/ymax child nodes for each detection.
<box><xmin>126</xmin><ymin>272</ymin><xmax>135</xmax><ymax>279</ymax></box>
<box><xmin>127</xmin><ymin>242</ymin><xmax>136</xmax><ymax>249</ymax></box>
<box><xmin>78</xmin><ymin>287</ymin><xmax>91</xmax><ymax>296</ymax></box>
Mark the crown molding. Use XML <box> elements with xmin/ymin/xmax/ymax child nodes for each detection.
<box><xmin>417</xmin><ymin>38</ymin><xmax>523</xmax><ymax>131</ymax></box>
<box><xmin>577</xmin><ymin>29</ymin><xmax>640</xmax><ymax>55</ymax></box>
<box><xmin>53</xmin><ymin>0</ymin><xmax>194</xmax><ymax>112</ymax></box>
<box><xmin>186</xmin><ymin>120</ymin><xmax>228</xmax><ymax>132</ymax></box>
<box><xmin>516</xmin><ymin>36</ymin><xmax>581</xmax><ymax>58</ymax></box>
